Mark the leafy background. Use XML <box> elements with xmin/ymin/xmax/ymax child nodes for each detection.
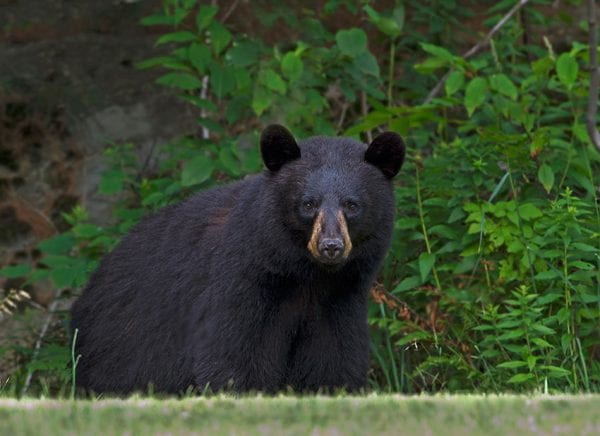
<box><xmin>0</xmin><ymin>0</ymin><xmax>599</xmax><ymax>396</ymax></box>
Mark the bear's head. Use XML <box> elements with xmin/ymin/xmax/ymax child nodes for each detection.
<box><xmin>260</xmin><ymin>125</ymin><xmax>405</xmax><ymax>268</ymax></box>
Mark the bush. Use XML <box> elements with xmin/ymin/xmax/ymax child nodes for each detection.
<box><xmin>1</xmin><ymin>0</ymin><xmax>598</xmax><ymax>396</ymax></box>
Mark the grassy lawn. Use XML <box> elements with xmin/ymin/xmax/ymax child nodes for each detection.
<box><xmin>1</xmin><ymin>394</ymin><xmax>599</xmax><ymax>435</ymax></box>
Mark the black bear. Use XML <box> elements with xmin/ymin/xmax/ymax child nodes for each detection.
<box><xmin>70</xmin><ymin>125</ymin><xmax>405</xmax><ymax>394</ymax></box>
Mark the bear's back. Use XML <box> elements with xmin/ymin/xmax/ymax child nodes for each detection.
<box><xmin>70</xmin><ymin>176</ymin><xmax>262</xmax><ymax>393</ymax></box>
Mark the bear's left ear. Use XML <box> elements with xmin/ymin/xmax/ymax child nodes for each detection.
<box><xmin>260</xmin><ymin>124</ymin><xmax>301</xmax><ymax>172</ymax></box>
<box><xmin>364</xmin><ymin>131</ymin><xmax>405</xmax><ymax>179</ymax></box>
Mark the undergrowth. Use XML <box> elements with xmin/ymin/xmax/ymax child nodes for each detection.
<box><xmin>0</xmin><ymin>0</ymin><xmax>598</xmax><ymax>396</ymax></box>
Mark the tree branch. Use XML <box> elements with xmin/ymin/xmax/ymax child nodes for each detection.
<box><xmin>423</xmin><ymin>0</ymin><xmax>531</xmax><ymax>104</ymax></box>
<box><xmin>221</xmin><ymin>0</ymin><xmax>240</xmax><ymax>24</ymax></box>
<box><xmin>587</xmin><ymin>0</ymin><xmax>600</xmax><ymax>152</ymax></box>
<box><xmin>361</xmin><ymin>91</ymin><xmax>373</xmax><ymax>143</ymax></box>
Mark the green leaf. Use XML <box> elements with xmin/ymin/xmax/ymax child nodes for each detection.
<box><xmin>181</xmin><ymin>156</ymin><xmax>214</xmax><ymax>187</ymax></box>
<box><xmin>363</xmin><ymin>5</ymin><xmax>403</xmax><ymax>38</ymax></box>
<box><xmin>188</xmin><ymin>43</ymin><xmax>212</xmax><ymax>73</ymax></box>
<box><xmin>396</xmin><ymin>331</ymin><xmax>431</xmax><ymax>346</ymax></box>
<box><xmin>539</xmin><ymin>365</ymin><xmax>571</xmax><ymax>376</ymax></box>
<box><xmin>228</xmin><ymin>41</ymin><xmax>261</xmax><ymax>67</ymax></box>
<box><xmin>532</xmin><ymin>57</ymin><xmax>554</xmax><ymax>77</ymax></box>
<box><xmin>259</xmin><ymin>69</ymin><xmax>286</xmax><ymax>94</ymax></box>
<box><xmin>498</xmin><ymin>329</ymin><xmax>525</xmax><ymax>341</ymax></box>
<box><xmin>335</xmin><ymin>28</ymin><xmax>368</xmax><ymax>57</ymax></box>
<box><xmin>38</xmin><ymin>234</ymin><xmax>75</xmax><ymax>255</ymax></box>
<box><xmin>448</xmin><ymin>207</ymin><xmax>466</xmax><ymax>223</ymax></box>
<box><xmin>473</xmin><ymin>325</ymin><xmax>494</xmax><ymax>331</ymax></box>
<box><xmin>179</xmin><ymin>95</ymin><xmax>217</xmax><ymax>112</ymax></box>
<box><xmin>507</xmin><ymin>373</ymin><xmax>535</xmax><ymax>384</ymax></box>
<box><xmin>281</xmin><ymin>52</ymin><xmax>304</xmax><ymax>81</ymax></box>
<box><xmin>136</xmin><ymin>56</ymin><xmax>178</xmax><ymax>70</ymax></box>
<box><xmin>537</xmin><ymin>292</ymin><xmax>562</xmax><ymax>304</ymax></box>
<box><xmin>391</xmin><ymin>4</ymin><xmax>405</xmax><ymax>34</ymax></box>
<box><xmin>556</xmin><ymin>53</ymin><xmax>578</xmax><ymax>88</ymax></box>
<box><xmin>561</xmin><ymin>333</ymin><xmax>572</xmax><ymax>352</ymax></box>
<box><xmin>497</xmin><ymin>361</ymin><xmax>528</xmax><ymax>369</ymax></box>
<box><xmin>197</xmin><ymin>117</ymin><xmax>223</xmax><ymax>134</ymax></box>
<box><xmin>393</xmin><ymin>276</ymin><xmax>421</xmax><ymax>293</ymax></box>
<box><xmin>531</xmin><ymin>338</ymin><xmax>554</xmax><ymax>348</ymax></box>
<box><xmin>445</xmin><ymin>71</ymin><xmax>464</xmax><ymax>97</ymax></box>
<box><xmin>225</xmin><ymin>95</ymin><xmax>250</xmax><ymax>123</ymax></box>
<box><xmin>420</xmin><ymin>43</ymin><xmax>455</xmax><ymax>63</ymax></box>
<box><xmin>210</xmin><ymin>63</ymin><xmax>235</xmax><ymax>98</ymax></box>
<box><xmin>156</xmin><ymin>72</ymin><xmax>203</xmax><ymax>90</ymax></box>
<box><xmin>99</xmin><ymin>170</ymin><xmax>124</xmax><ymax>195</ymax></box>
<box><xmin>537</xmin><ymin>164</ymin><xmax>554</xmax><ymax>194</ymax></box>
<box><xmin>518</xmin><ymin>203</ymin><xmax>543</xmax><ymax>220</ymax></box>
<box><xmin>252</xmin><ymin>86</ymin><xmax>272</xmax><ymax>116</ymax></box>
<box><xmin>571</xmin><ymin>260</ymin><xmax>594</xmax><ymax>270</ymax></box>
<box><xmin>428</xmin><ymin>225</ymin><xmax>458</xmax><ymax>239</ymax></box>
<box><xmin>50</xmin><ymin>267</ymin><xmax>78</xmax><ymax>288</ymax></box>
<box><xmin>414</xmin><ymin>57</ymin><xmax>447</xmax><ymax>74</ymax></box>
<box><xmin>72</xmin><ymin>224</ymin><xmax>102</xmax><ymax>239</ymax></box>
<box><xmin>531</xmin><ymin>324</ymin><xmax>556</xmax><ymax>335</ymax></box>
<box><xmin>418</xmin><ymin>252</ymin><xmax>436</xmax><ymax>282</ymax></box>
<box><xmin>0</xmin><ymin>264</ymin><xmax>31</xmax><ymax>278</ymax></box>
<box><xmin>489</xmin><ymin>74</ymin><xmax>518</xmax><ymax>100</ymax></box>
<box><xmin>209</xmin><ymin>21</ymin><xmax>232</xmax><ymax>55</ymax></box>
<box><xmin>464</xmin><ymin>77</ymin><xmax>487</xmax><ymax>117</ymax></box>
<box><xmin>218</xmin><ymin>144</ymin><xmax>241</xmax><ymax>177</ymax></box>
<box><xmin>353</xmin><ymin>51</ymin><xmax>380</xmax><ymax>77</ymax></box>
<box><xmin>234</xmin><ymin>68</ymin><xmax>252</xmax><ymax>91</ymax></box>
<box><xmin>41</xmin><ymin>255</ymin><xmax>72</xmax><ymax>269</ymax></box>
<box><xmin>535</xmin><ymin>270</ymin><xmax>559</xmax><ymax>280</ymax></box>
<box><xmin>196</xmin><ymin>5</ymin><xmax>218</xmax><ymax>31</ymax></box>
<box><xmin>156</xmin><ymin>31</ymin><xmax>197</xmax><ymax>46</ymax></box>
<box><xmin>571</xmin><ymin>242</ymin><xmax>598</xmax><ymax>252</ymax></box>
<box><xmin>141</xmin><ymin>13</ymin><xmax>176</xmax><ymax>27</ymax></box>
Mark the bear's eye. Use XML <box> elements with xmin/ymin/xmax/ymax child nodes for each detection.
<box><xmin>302</xmin><ymin>200</ymin><xmax>316</xmax><ymax>212</ymax></box>
<box><xmin>343</xmin><ymin>200</ymin><xmax>359</xmax><ymax>212</ymax></box>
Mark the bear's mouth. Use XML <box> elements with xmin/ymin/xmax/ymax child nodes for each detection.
<box><xmin>314</xmin><ymin>253</ymin><xmax>348</xmax><ymax>267</ymax></box>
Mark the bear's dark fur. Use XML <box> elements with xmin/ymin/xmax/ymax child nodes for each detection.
<box><xmin>70</xmin><ymin>125</ymin><xmax>405</xmax><ymax>394</ymax></box>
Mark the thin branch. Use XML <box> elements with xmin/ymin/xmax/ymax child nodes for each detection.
<box><xmin>361</xmin><ymin>91</ymin><xmax>372</xmax><ymax>143</ymax></box>
<box><xmin>337</xmin><ymin>102</ymin><xmax>349</xmax><ymax>130</ymax></box>
<box><xmin>200</xmin><ymin>75</ymin><xmax>210</xmax><ymax>140</ymax></box>
<box><xmin>221</xmin><ymin>0</ymin><xmax>240</xmax><ymax>24</ymax></box>
<box><xmin>423</xmin><ymin>0</ymin><xmax>531</xmax><ymax>104</ymax></box>
<box><xmin>21</xmin><ymin>288</ymin><xmax>64</xmax><ymax>396</ymax></box>
<box><xmin>587</xmin><ymin>0</ymin><xmax>600</xmax><ymax>152</ymax></box>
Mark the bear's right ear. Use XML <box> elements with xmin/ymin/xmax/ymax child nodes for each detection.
<box><xmin>364</xmin><ymin>131</ymin><xmax>405</xmax><ymax>179</ymax></box>
<box><xmin>260</xmin><ymin>124</ymin><xmax>301</xmax><ymax>172</ymax></box>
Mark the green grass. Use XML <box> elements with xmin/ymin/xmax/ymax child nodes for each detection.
<box><xmin>1</xmin><ymin>394</ymin><xmax>599</xmax><ymax>435</ymax></box>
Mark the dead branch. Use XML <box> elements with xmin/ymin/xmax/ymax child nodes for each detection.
<box><xmin>423</xmin><ymin>0</ymin><xmax>531</xmax><ymax>104</ymax></box>
<box><xmin>370</xmin><ymin>285</ymin><xmax>433</xmax><ymax>332</ymax></box>
<box><xmin>587</xmin><ymin>0</ymin><xmax>600</xmax><ymax>152</ymax></box>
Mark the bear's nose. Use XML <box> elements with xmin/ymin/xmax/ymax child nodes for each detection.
<box><xmin>319</xmin><ymin>238</ymin><xmax>344</xmax><ymax>259</ymax></box>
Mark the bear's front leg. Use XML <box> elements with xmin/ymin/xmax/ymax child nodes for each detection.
<box><xmin>190</xmin><ymin>297</ymin><xmax>292</xmax><ymax>393</ymax></box>
<box><xmin>286</xmin><ymin>297</ymin><xmax>370</xmax><ymax>393</ymax></box>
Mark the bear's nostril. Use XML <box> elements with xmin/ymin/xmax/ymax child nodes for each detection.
<box><xmin>320</xmin><ymin>238</ymin><xmax>344</xmax><ymax>259</ymax></box>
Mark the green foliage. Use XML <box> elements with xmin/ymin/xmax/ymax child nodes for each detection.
<box><xmin>2</xmin><ymin>0</ymin><xmax>599</xmax><ymax>396</ymax></box>
<box><xmin>357</xmin><ymin>1</ymin><xmax>599</xmax><ymax>393</ymax></box>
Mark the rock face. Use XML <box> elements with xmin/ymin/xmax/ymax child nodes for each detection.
<box><xmin>0</xmin><ymin>0</ymin><xmax>197</xmax><ymax>303</ymax></box>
